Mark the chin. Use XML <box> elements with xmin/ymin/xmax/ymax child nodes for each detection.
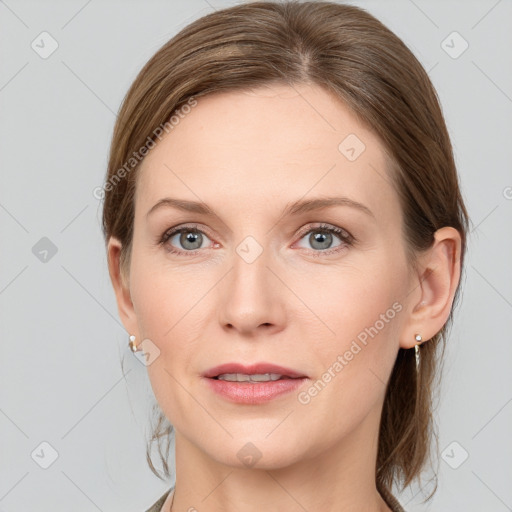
<box><xmin>202</xmin><ymin>435</ymin><xmax>309</xmax><ymax>471</ymax></box>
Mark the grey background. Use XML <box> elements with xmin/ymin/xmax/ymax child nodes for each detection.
<box><xmin>1</xmin><ymin>0</ymin><xmax>511</xmax><ymax>510</ymax></box>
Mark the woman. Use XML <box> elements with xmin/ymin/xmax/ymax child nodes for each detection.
<box><xmin>101</xmin><ymin>2</ymin><xmax>469</xmax><ymax>511</ymax></box>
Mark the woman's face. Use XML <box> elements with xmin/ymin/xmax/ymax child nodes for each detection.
<box><xmin>118</xmin><ymin>83</ymin><xmax>418</xmax><ymax>468</ymax></box>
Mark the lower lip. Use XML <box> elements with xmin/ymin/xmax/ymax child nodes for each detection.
<box><xmin>204</xmin><ymin>377</ymin><xmax>307</xmax><ymax>404</ymax></box>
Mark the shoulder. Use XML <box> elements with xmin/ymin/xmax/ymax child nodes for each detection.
<box><xmin>145</xmin><ymin>488</ymin><xmax>173</xmax><ymax>512</ymax></box>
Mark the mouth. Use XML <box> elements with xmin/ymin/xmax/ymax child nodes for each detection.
<box><xmin>202</xmin><ymin>362</ymin><xmax>308</xmax><ymax>404</ymax></box>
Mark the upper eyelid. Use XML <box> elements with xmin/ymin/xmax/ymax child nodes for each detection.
<box><xmin>163</xmin><ymin>222</ymin><xmax>347</xmax><ymax>237</ymax></box>
<box><xmin>295</xmin><ymin>223</ymin><xmax>351</xmax><ymax>239</ymax></box>
<box><xmin>163</xmin><ymin>223</ymin><xmax>214</xmax><ymax>241</ymax></box>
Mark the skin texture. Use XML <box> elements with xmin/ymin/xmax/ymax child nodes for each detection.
<box><xmin>108</xmin><ymin>83</ymin><xmax>461</xmax><ymax>512</ymax></box>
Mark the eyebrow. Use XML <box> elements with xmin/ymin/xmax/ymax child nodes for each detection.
<box><xmin>146</xmin><ymin>196</ymin><xmax>374</xmax><ymax>219</ymax></box>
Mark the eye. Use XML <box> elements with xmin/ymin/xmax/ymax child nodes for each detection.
<box><xmin>159</xmin><ymin>222</ymin><xmax>354</xmax><ymax>257</ymax></box>
<box><xmin>295</xmin><ymin>223</ymin><xmax>353</xmax><ymax>254</ymax></box>
<box><xmin>160</xmin><ymin>224</ymin><xmax>213</xmax><ymax>254</ymax></box>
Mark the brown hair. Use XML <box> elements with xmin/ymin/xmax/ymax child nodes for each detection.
<box><xmin>102</xmin><ymin>0</ymin><xmax>469</xmax><ymax>500</ymax></box>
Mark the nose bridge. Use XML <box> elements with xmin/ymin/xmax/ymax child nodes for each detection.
<box><xmin>218</xmin><ymin>233</ymin><xmax>284</xmax><ymax>332</ymax></box>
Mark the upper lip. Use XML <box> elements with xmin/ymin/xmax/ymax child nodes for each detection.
<box><xmin>203</xmin><ymin>362</ymin><xmax>307</xmax><ymax>379</ymax></box>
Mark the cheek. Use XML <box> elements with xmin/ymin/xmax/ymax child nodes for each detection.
<box><xmin>293</xmin><ymin>258</ymin><xmax>405</xmax><ymax>409</ymax></box>
<box><xmin>130</xmin><ymin>256</ymin><xmax>201</xmax><ymax>339</ymax></box>
<box><xmin>298</xmin><ymin>258</ymin><xmax>403</xmax><ymax>347</ymax></box>
<box><xmin>294</xmin><ymin>323</ymin><xmax>393</xmax><ymax>443</ymax></box>
<box><xmin>129</xmin><ymin>260</ymin><xmax>217</xmax><ymax>405</ymax></box>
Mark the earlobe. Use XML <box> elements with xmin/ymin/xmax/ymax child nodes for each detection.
<box><xmin>399</xmin><ymin>227</ymin><xmax>462</xmax><ymax>349</ymax></box>
<box><xmin>107</xmin><ymin>237</ymin><xmax>139</xmax><ymax>336</ymax></box>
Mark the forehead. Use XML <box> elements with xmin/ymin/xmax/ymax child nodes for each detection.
<box><xmin>136</xmin><ymin>83</ymin><xmax>397</xmax><ymax>221</ymax></box>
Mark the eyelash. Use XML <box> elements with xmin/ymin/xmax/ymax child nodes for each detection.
<box><xmin>158</xmin><ymin>222</ymin><xmax>355</xmax><ymax>257</ymax></box>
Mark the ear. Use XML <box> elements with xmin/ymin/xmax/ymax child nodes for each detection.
<box><xmin>399</xmin><ymin>226</ymin><xmax>462</xmax><ymax>349</ymax></box>
<box><xmin>107</xmin><ymin>237</ymin><xmax>139</xmax><ymax>337</ymax></box>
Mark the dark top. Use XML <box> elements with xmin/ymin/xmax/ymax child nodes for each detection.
<box><xmin>145</xmin><ymin>488</ymin><xmax>172</xmax><ymax>512</ymax></box>
<box><xmin>145</xmin><ymin>485</ymin><xmax>406</xmax><ymax>512</ymax></box>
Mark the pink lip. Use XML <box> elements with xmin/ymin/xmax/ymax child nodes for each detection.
<box><xmin>202</xmin><ymin>362</ymin><xmax>308</xmax><ymax>405</ymax></box>
<box><xmin>202</xmin><ymin>362</ymin><xmax>307</xmax><ymax>379</ymax></box>
<box><xmin>205</xmin><ymin>378</ymin><xmax>307</xmax><ymax>404</ymax></box>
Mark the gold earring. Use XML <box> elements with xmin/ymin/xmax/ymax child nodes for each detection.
<box><xmin>414</xmin><ymin>334</ymin><xmax>422</xmax><ymax>369</ymax></box>
<box><xmin>129</xmin><ymin>334</ymin><xmax>138</xmax><ymax>352</ymax></box>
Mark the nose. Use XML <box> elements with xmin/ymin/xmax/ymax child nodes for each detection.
<box><xmin>218</xmin><ymin>241</ymin><xmax>287</xmax><ymax>337</ymax></box>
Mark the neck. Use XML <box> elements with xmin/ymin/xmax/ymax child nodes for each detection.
<box><xmin>168</xmin><ymin>402</ymin><xmax>392</xmax><ymax>512</ymax></box>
